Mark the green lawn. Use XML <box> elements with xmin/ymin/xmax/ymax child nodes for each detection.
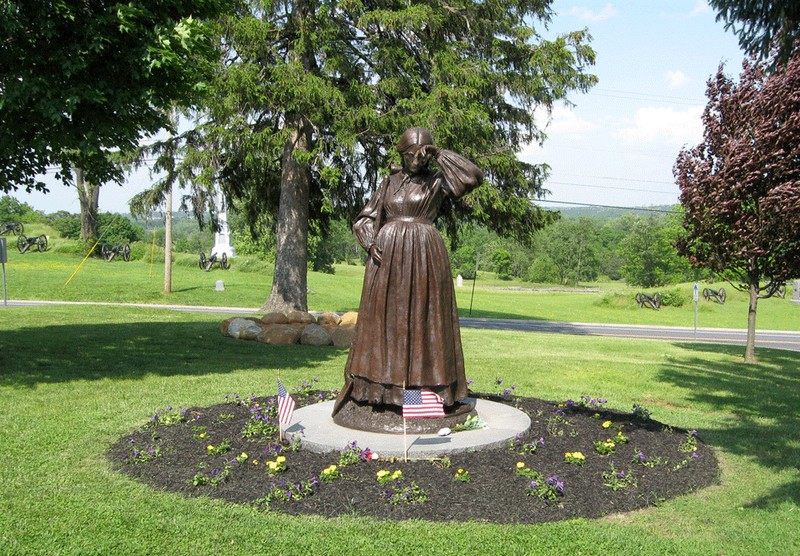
<box><xmin>1</xmin><ymin>304</ymin><xmax>799</xmax><ymax>555</ymax></box>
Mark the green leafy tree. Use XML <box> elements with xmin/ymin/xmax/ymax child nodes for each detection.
<box><xmin>619</xmin><ymin>215</ymin><xmax>677</xmax><ymax>288</ymax></box>
<box><xmin>492</xmin><ymin>249</ymin><xmax>514</xmax><ymax>280</ymax></box>
<box><xmin>597</xmin><ymin>218</ymin><xmax>630</xmax><ymax>280</ymax></box>
<box><xmin>169</xmin><ymin>0</ymin><xmax>596</xmax><ymax>311</ymax></box>
<box><xmin>709</xmin><ymin>0</ymin><xmax>800</xmax><ymax>66</ymax></box>
<box><xmin>0</xmin><ymin>0</ymin><xmax>231</xmax><ymax>193</ymax></box>
<box><xmin>525</xmin><ymin>255</ymin><xmax>560</xmax><ymax>284</ymax></box>
<box><xmin>0</xmin><ymin>196</ymin><xmax>41</xmax><ymax>223</ymax></box>
<box><xmin>95</xmin><ymin>214</ymin><xmax>145</xmax><ymax>246</ymax></box>
<box><xmin>450</xmin><ymin>227</ymin><xmax>493</xmax><ymax>280</ymax></box>
<box><xmin>674</xmin><ymin>49</ymin><xmax>800</xmax><ymax>363</ymax></box>
<box><xmin>539</xmin><ymin>218</ymin><xmax>600</xmax><ymax>286</ymax></box>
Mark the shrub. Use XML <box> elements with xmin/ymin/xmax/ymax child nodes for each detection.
<box><xmin>660</xmin><ymin>289</ymin><xmax>686</xmax><ymax>307</ymax></box>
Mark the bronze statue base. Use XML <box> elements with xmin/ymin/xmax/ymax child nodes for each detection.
<box><xmin>332</xmin><ymin>398</ymin><xmax>477</xmax><ymax>434</ymax></box>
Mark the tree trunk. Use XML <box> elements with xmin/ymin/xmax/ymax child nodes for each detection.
<box><xmin>744</xmin><ymin>281</ymin><xmax>759</xmax><ymax>363</ymax></box>
<box><xmin>164</xmin><ymin>184</ymin><xmax>173</xmax><ymax>294</ymax></box>
<box><xmin>75</xmin><ymin>168</ymin><xmax>99</xmax><ymax>243</ymax></box>
<box><xmin>260</xmin><ymin>0</ymin><xmax>314</xmax><ymax>313</ymax></box>
<box><xmin>261</xmin><ymin>121</ymin><xmax>311</xmax><ymax>313</ymax></box>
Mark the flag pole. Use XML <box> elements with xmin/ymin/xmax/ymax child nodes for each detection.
<box><xmin>278</xmin><ymin>372</ymin><xmax>283</xmax><ymax>443</ymax></box>
<box><xmin>402</xmin><ymin>382</ymin><xmax>408</xmax><ymax>462</ymax></box>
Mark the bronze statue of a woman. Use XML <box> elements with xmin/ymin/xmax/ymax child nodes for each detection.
<box><xmin>333</xmin><ymin>127</ymin><xmax>484</xmax><ymax>419</ymax></box>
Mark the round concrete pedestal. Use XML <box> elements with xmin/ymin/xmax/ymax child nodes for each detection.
<box><xmin>284</xmin><ymin>399</ymin><xmax>530</xmax><ymax>457</ymax></box>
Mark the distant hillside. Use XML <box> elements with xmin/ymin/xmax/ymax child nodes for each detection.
<box><xmin>545</xmin><ymin>205</ymin><xmax>678</xmax><ymax>220</ymax></box>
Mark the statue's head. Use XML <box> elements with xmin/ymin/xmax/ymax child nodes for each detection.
<box><xmin>397</xmin><ymin>127</ymin><xmax>434</xmax><ymax>174</ymax></box>
<box><xmin>396</xmin><ymin>127</ymin><xmax>434</xmax><ymax>154</ymax></box>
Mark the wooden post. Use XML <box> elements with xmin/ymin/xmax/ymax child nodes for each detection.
<box><xmin>164</xmin><ymin>185</ymin><xmax>173</xmax><ymax>293</ymax></box>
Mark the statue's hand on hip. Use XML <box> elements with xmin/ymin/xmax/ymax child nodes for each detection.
<box><xmin>369</xmin><ymin>244</ymin><xmax>382</xmax><ymax>265</ymax></box>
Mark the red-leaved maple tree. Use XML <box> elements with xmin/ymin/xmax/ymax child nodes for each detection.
<box><xmin>674</xmin><ymin>49</ymin><xmax>800</xmax><ymax>363</ymax></box>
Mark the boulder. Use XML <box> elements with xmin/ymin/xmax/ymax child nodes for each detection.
<box><xmin>219</xmin><ymin>317</ymin><xmax>236</xmax><ymax>335</ymax></box>
<box><xmin>300</xmin><ymin>323</ymin><xmax>333</xmax><ymax>346</ymax></box>
<box><xmin>329</xmin><ymin>324</ymin><xmax>356</xmax><ymax>348</ymax></box>
<box><xmin>286</xmin><ymin>310</ymin><xmax>316</xmax><ymax>324</ymax></box>
<box><xmin>227</xmin><ymin>318</ymin><xmax>263</xmax><ymax>340</ymax></box>
<box><xmin>317</xmin><ymin>311</ymin><xmax>342</xmax><ymax>326</ymax></box>
<box><xmin>339</xmin><ymin>311</ymin><xmax>359</xmax><ymax>326</ymax></box>
<box><xmin>257</xmin><ymin>324</ymin><xmax>303</xmax><ymax>345</ymax></box>
<box><xmin>261</xmin><ymin>312</ymin><xmax>289</xmax><ymax>325</ymax></box>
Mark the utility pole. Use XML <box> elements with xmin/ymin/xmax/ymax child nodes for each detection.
<box><xmin>164</xmin><ymin>184</ymin><xmax>173</xmax><ymax>293</ymax></box>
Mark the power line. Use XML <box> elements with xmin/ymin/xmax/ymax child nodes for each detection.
<box><xmin>547</xmin><ymin>180</ymin><xmax>676</xmax><ymax>195</ymax></box>
<box><xmin>537</xmin><ymin>199</ymin><xmax>681</xmax><ymax>214</ymax></box>
<box><xmin>591</xmin><ymin>88</ymin><xmax>705</xmax><ymax>107</ymax></box>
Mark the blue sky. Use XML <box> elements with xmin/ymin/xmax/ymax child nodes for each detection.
<box><xmin>18</xmin><ymin>0</ymin><xmax>746</xmax><ymax>214</ymax></box>
<box><xmin>525</xmin><ymin>0</ymin><xmax>746</xmax><ymax>210</ymax></box>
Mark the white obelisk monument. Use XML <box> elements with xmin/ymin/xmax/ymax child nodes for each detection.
<box><xmin>211</xmin><ymin>190</ymin><xmax>235</xmax><ymax>258</ymax></box>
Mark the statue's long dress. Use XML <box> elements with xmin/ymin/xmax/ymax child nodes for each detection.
<box><xmin>333</xmin><ymin>150</ymin><xmax>483</xmax><ymax>414</ymax></box>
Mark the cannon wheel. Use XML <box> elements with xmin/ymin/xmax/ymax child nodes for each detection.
<box><xmin>220</xmin><ymin>252</ymin><xmax>230</xmax><ymax>270</ymax></box>
<box><xmin>36</xmin><ymin>234</ymin><xmax>47</xmax><ymax>252</ymax></box>
<box><xmin>17</xmin><ymin>234</ymin><xmax>27</xmax><ymax>252</ymax></box>
<box><xmin>101</xmin><ymin>243</ymin><xmax>112</xmax><ymax>261</ymax></box>
<box><xmin>703</xmin><ymin>288</ymin><xmax>711</xmax><ymax>301</ymax></box>
<box><xmin>635</xmin><ymin>293</ymin><xmax>645</xmax><ymax>307</ymax></box>
<box><xmin>652</xmin><ymin>292</ymin><xmax>662</xmax><ymax>309</ymax></box>
<box><xmin>122</xmin><ymin>244</ymin><xmax>131</xmax><ymax>262</ymax></box>
<box><xmin>199</xmin><ymin>252</ymin><xmax>207</xmax><ymax>270</ymax></box>
<box><xmin>6</xmin><ymin>222</ymin><xmax>24</xmax><ymax>235</ymax></box>
<box><xmin>717</xmin><ymin>287</ymin><xmax>726</xmax><ymax>303</ymax></box>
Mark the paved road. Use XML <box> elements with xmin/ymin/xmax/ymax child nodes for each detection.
<box><xmin>6</xmin><ymin>299</ymin><xmax>800</xmax><ymax>352</ymax></box>
<box><xmin>459</xmin><ymin>317</ymin><xmax>800</xmax><ymax>352</ymax></box>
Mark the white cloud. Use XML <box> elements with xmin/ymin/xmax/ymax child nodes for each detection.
<box><xmin>543</xmin><ymin>105</ymin><xmax>599</xmax><ymax>135</ymax></box>
<box><xmin>687</xmin><ymin>0</ymin><xmax>709</xmax><ymax>17</ymax></box>
<box><xmin>520</xmin><ymin>106</ymin><xmax>597</xmax><ymax>163</ymax></box>
<box><xmin>665</xmin><ymin>70</ymin><xmax>689</xmax><ymax>90</ymax></box>
<box><xmin>569</xmin><ymin>3</ymin><xmax>618</xmax><ymax>23</ymax></box>
<box><xmin>615</xmin><ymin>106</ymin><xmax>704</xmax><ymax>146</ymax></box>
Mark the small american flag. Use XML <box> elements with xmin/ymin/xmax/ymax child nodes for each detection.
<box><xmin>277</xmin><ymin>379</ymin><xmax>296</xmax><ymax>425</ymax></box>
<box><xmin>402</xmin><ymin>389</ymin><xmax>445</xmax><ymax>419</ymax></box>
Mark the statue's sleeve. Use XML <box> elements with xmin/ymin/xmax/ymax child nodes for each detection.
<box><xmin>352</xmin><ymin>177</ymin><xmax>389</xmax><ymax>252</ymax></box>
<box><xmin>436</xmin><ymin>149</ymin><xmax>484</xmax><ymax>200</ymax></box>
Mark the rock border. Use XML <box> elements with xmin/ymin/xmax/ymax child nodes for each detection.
<box><xmin>220</xmin><ymin>310</ymin><xmax>357</xmax><ymax>348</ymax></box>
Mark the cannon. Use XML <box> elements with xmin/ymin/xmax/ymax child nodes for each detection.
<box><xmin>199</xmin><ymin>251</ymin><xmax>230</xmax><ymax>272</ymax></box>
<box><xmin>17</xmin><ymin>234</ymin><xmax>47</xmax><ymax>254</ymax></box>
<box><xmin>635</xmin><ymin>292</ymin><xmax>661</xmax><ymax>310</ymax></box>
<box><xmin>702</xmin><ymin>287</ymin><xmax>726</xmax><ymax>304</ymax></box>
<box><xmin>101</xmin><ymin>243</ymin><xmax>131</xmax><ymax>262</ymax></box>
<box><xmin>1</xmin><ymin>222</ymin><xmax>24</xmax><ymax>235</ymax></box>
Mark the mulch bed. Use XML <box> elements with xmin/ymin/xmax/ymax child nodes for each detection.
<box><xmin>107</xmin><ymin>391</ymin><xmax>719</xmax><ymax>524</ymax></box>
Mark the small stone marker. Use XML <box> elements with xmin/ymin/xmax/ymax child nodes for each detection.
<box><xmin>215</xmin><ymin>280</ymin><xmax>224</xmax><ymax>291</ymax></box>
<box><xmin>457</xmin><ymin>274</ymin><xmax>463</xmax><ymax>287</ymax></box>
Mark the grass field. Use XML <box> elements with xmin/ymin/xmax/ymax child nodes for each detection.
<box><xmin>1</xmin><ymin>231</ymin><xmax>799</xmax><ymax>554</ymax></box>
